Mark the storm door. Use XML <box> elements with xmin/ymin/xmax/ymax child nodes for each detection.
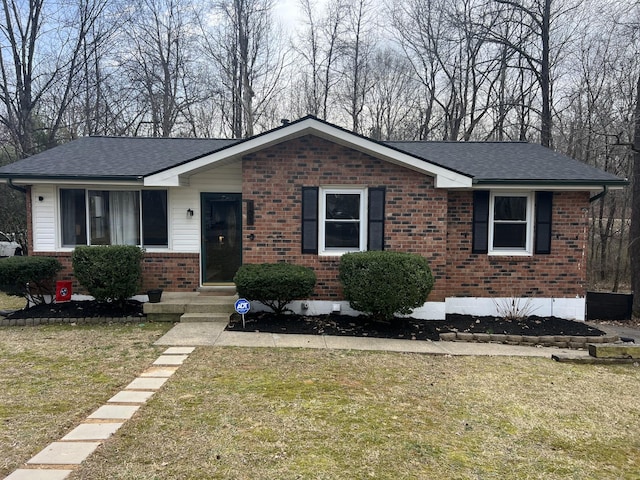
<box><xmin>201</xmin><ymin>193</ymin><xmax>242</xmax><ymax>283</ymax></box>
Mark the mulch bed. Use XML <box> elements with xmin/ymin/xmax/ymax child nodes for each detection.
<box><xmin>3</xmin><ymin>300</ymin><xmax>145</xmax><ymax>319</ymax></box>
<box><xmin>4</xmin><ymin>301</ymin><xmax>611</xmax><ymax>341</ymax></box>
<box><xmin>227</xmin><ymin>312</ymin><xmax>607</xmax><ymax>341</ymax></box>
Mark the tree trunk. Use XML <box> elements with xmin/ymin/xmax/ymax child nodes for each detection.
<box><xmin>631</xmin><ymin>75</ymin><xmax>640</xmax><ymax>317</ymax></box>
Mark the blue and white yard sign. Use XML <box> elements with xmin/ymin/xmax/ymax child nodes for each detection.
<box><xmin>235</xmin><ymin>298</ymin><xmax>251</xmax><ymax>328</ymax></box>
<box><xmin>235</xmin><ymin>298</ymin><xmax>251</xmax><ymax>314</ymax></box>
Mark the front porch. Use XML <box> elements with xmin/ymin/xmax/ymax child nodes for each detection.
<box><xmin>143</xmin><ymin>289</ymin><xmax>237</xmax><ymax>323</ymax></box>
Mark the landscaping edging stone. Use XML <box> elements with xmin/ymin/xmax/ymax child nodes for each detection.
<box><xmin>0</xmin><ymin>316</ymin><xmax>145</xmax><ymax>327</ymax></box>
<box><xmin>439</xmin><ymin>331</ymin><xmax>619</xmax><ymax>349</ymax></box>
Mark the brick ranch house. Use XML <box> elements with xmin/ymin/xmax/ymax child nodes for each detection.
<box><xmin>0</xmin><ymin>117</ymin><xmax>627</xmax><ymax>320</ymax></box>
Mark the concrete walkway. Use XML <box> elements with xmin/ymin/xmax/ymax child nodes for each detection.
<box><xmin>4</xmin><ymin>322</ymin><xmax>603</xmax><ymax>480</ymax></box>
<box><xmin>154</xmin><ymin>321</ymin><xmax>592</xmax><ymax>358</ymax></box>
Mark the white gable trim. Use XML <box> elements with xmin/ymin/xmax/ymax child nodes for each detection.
<box><xmin>143</xmin><ymin>118</ymin><xmax>473</xmax><ymax>188</ymax></box>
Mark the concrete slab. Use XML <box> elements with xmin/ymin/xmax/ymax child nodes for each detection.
<box><xmin>125</xmin><ymin>377</ymin><xmax>168</xmax><ymax>390</ymax></box>
<box><xmin>153</xmin><ymin>354</ymin><xmax>188</xmax><ymax>366</ymax></box>
<box><xmin>155</xmin><ymin>322</ymin><xmax>226</xmax><ymax>346</ymax></box>
<box><xmin>215</xmin><ymin>331</ymin><xmax>276</xmax><ymax>347</ymax></box>
<box><xmin>88</xmin><ymin>405</ymin><xmax>140</xmax><ymax>420</ymax></box>
<box><xmin>27</xmin><ymin>442</ymin><xmax>101</xmax><ymax>465</ymax></box>
<box><xmin>139</xmin><ymin>366</ymin><xmax>179</xmax><ymax>378</ymax></box>
<box><xmin>272</xmin><ymin>334</ymin><xmax>327</xmax><ymax>349</ymax></box>
<box><xmin>108</xmin><ymin>390</ymin><xmax>155</xmax><ymax>403</ymax></box>
<box><xmin>323</xmin><ymin>336</ymin><xmax>447</xmax><ymax>354</ymax></box>
<box><xmin>5</xmin><ymin>469</ymin><xmax>73</xmax><ymax>480</ymax></box>
<box><xmin>62</xmin><ymin>422</ymin><xmax>124</xmax><ymax>441</ymax></box>
<box><xmin>163</xmin><ymin>347</ymin><xmax>195</xmax><ymax>355</ymax></box>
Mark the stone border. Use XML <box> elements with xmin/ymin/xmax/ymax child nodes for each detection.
<box><xmin>439</xmin><ymin>332</ymin><xmax>619</xmax><ymax>349</ymax></box>
<box><xmin>0</xmin><ymin>316</ymin><xmax>145</xmax><ymax>327</ymax></box>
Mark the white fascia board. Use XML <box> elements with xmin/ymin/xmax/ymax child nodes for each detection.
<box><xmin>7</xmin><ymin>178</ymin><xmax>143</xmax><ymax>187</ymax></box>
<box><xmin>143</xmin><ymin>118</ymin><xmax>473</xmax><ymax>188</ymax></box>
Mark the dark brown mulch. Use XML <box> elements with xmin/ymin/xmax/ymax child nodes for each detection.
<box><xmin>4</xmin><ymin>300</ymin><xmax>145</xmax><ymax>319</ymax></box>
<box><xmin>4</xmin><ymin>301</ymin><xmax>611</xmax><ymax>341</ymax></box>
<box><xmin>226</xmin><ymin>312</ymin><xmax>607</xmax><ymax>341</ymax></box>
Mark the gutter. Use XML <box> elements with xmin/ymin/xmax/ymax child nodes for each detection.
<box><xmin>589</xmin><ymin>185</ymin><xmax>608</xmax><ymax>203</ymax></box>
<box><xmin>7</xmin><ymin>178</ymin><xmax>27</xmax><ymax>194</ymax></box>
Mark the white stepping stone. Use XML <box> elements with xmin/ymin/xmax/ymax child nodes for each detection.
<box><xmin>153</xmin><ymin>354</ymin><xmax>188</xmax><ymax>366</ymax></box>
<box><xmin>27</xmin><ymin>442</ymin><xmax>101</xmax><ymax>465</ymax></box>
<box><xmin>139</xmin><ymin>366</ymin><xmax>178</xmax><ymax>377</ymax></box>
<box><xmin>5</xmin><ymin>469</ymin><xmax>73</xmax><ymax>480</ymax></box>
<box><xmin>125</xmin><ymin>377</ymin><xmax>168</xmax><ymax>390</ymax></box>
<box><xmin>164</xmin><ymin>347</ymin><xmax>195</xmax><ymax>354</ymax></box>
<box><xmin>62</xmin><ymin>422</ymin><xmax>124</xmax><ymax>441</ymax></box>
<box><xmin>108</xmin><ymin>390</ymin><xmax>155</xmax><ymax>403</ymax></box>
<box><xmin>88</xmin><ymin>405</ymin><xmax>140</xmax><ymax>420</ymax></box>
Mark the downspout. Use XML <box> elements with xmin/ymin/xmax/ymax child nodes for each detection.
<box><xmin>589</xmin><ymin>185</ymin><xmax>608</xmax><ymax>203</ymax></box>
<box><xmin>7</xmin><ymin>178</ymin><xmax>27</xmax><ymax>194</ymax></box>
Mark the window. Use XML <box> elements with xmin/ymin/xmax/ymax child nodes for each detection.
<box><xmin>490</xmin><ymin>193</ymin><xmax>531</xmax><ymax>252</ymax></box>
<box><xmin>302</xmin><ymin>187</ymin><xmax>385</xmax><ymax>255</ymax></box>
<box><xmin>320</xmin><ymin>189</ymin><xmax>365</xmax><ymax>252</ymax></box>
<box><xmin>60</xmin><ymin>189</ymin><xmax>168</xmax><ymax>247</ymax></box>
<box><xmin>473</xmin><ymin>190</ymin><xmax>553</xmax><ymax>255</ymax></box>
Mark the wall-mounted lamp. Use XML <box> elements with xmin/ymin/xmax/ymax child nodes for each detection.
<box><xmin>248</xmin><ymin>233</ymin><xmax>255</xmax><ymax>241</ymax></box>
<box><xmin>38</xmin><ymin>196</ymin><xmax>44</xmax><ymax>202</ymax></box>
<box><xmin>186</xmin><ymin>208</ymin><xmax>194</xmax><ymax>218</ymax></box>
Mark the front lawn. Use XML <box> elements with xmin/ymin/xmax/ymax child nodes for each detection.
<box><xmin>0</xmin><ymin>322</ymin><xmax>172</xmax><ymax>477</ymax></box>
<box><xmin>71</xmin><ymin>348</ymin><xmax>640</xmax><ymax>479</ymax></box>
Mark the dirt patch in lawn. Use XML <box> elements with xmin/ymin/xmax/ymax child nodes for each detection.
<box><xmin>227</xmin><ymin>312</ymin><xmax>607</xmax><ymax>340</ymax></box>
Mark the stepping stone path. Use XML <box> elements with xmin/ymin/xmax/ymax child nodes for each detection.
<box><xmin>4</xmin><ymin>346</ymin><xmax>195</xmax><ymax>480</ymax></box>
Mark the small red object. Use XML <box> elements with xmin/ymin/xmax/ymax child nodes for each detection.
<box><xmin>55</xmin><ymin>281</ymin><xmax>72</xmax><ymax>302</ymax></box>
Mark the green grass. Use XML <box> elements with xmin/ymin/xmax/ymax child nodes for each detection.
<box><xmin>0</xmin><ymin>322</ymin><xmax>172</xmax><ymax>477</ymax></box>
<box><xmin>70</xmin><ymin>348</ymin><xmax>640</xmax><ymax>479</ymax></box>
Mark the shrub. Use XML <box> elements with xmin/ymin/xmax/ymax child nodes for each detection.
<box><xmin>339</xmin><ymin>251</ymin><xmax>434</xmax><ymax>321</ymax></box>
<box><xmin>72</xmin><ymin>246</ymin><xmax>144</xmax><ymax>306</ymax></box>
<box><xmin>0</xmin><ymin>256</ymin><xmax>62</xmax><ymax>305</ymax></box>
<box><xmin>234</xmin><ymin>263</ymin><xmax>316</xmax><ymax>314</ymax></box>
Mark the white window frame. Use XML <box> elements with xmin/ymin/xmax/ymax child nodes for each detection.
<box><xmin>488</xmin><ymin>191</ymin><xmax>534</xmax><ymax>256</ymax></box>
<box><xmin>319</xmin><ymin>187</ymin><xmax>367</xmax><ymax>255</ymax></box>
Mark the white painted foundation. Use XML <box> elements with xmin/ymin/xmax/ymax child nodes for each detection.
<box><xmin>253</xmin><ymin>297</ymin><xmax>586</xmax><ymax>321</ymax></box>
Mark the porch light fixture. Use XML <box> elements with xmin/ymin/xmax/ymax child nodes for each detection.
<box><xmin>187</xmin><ymin>208</ymin><xmax>194</xmax><ymax>218</ymax></box>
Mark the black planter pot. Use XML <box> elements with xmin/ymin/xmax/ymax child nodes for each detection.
<box><xmin>147</xmin><ymin>289</ymin><xmax>163</xmax><ymax>303</ymax></box>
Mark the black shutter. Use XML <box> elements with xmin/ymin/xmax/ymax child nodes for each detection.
<box><xmin>301</xmin><ymin>187</ymin><xmax>318</xmax><ymax>254</ymax></box>
<box><xmin>368</xmin><ymin>187</ymin><xmax>385</xmax><ymax>251</ymax></box>
<box><xmin>472</xmin><ymin>190</ymin><xmax>490</xmax><ymax>254</ymax></box>
<box><xmin>535</xmin><ymin>191</ymin><xmax>553</xmax><ymax>254</ymax></box>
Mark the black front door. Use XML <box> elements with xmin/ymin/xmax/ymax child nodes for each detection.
<box><xmin>201</xmin><ymin>193</ymin><xmax>242</xmax><ymax>283</ymax></box>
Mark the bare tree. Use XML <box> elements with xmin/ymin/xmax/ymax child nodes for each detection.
<box><xmin>200</xmin><ymin>0</ymin><xmax>287</xmax><ymax>138</ymax></box>
<box><xmin>338</xmin><ymin>0</ymin><xmax>376</xmax><ymax>134</ymax></box>
<box><xmin>295</xmin><ymin>0</ymin><xmax>345</xmax><ymax>119</ymax></box>
<box><xmin>0</xmin><ymin>0</ymin><xmax>108</xmax><ymax>157</ymax></box>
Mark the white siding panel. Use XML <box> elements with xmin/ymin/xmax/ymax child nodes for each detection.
<box><xmin>169</xmin><ymin>162</ymin><xmax>242</xmax><ymax>252</ymax></box>
<box><xmin>170</xmin><ymin>187</ymin><xmax>200</xmax><ymax>252</ymax></box>
<box><xmin>189</xmin><ymin>162</ymin><xmax>242</xmax><ymax>191</ymax></box>
<box><xmin>31</xmin><ymin>185</ymin><xmax>56</xmax><ymax>251</ymax></box>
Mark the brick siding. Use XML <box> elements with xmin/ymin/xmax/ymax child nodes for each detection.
<box><xmin>446</xmin><ymin>190</ymin><xmax>589</xmax><ymax>298</ymax></box>
<box><xmin>242</xmin><ymin>135</ymin><xmax>449</xmax><ymax>301</ymax></box>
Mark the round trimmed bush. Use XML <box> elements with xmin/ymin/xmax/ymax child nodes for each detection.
<box><xmin>234</xmin><ymin>263</ymin><xmax>316</xmax><ymax>314</ymax></box>
<box><xmin>339</xmin><ymin>251</ymin><xmax>434</xmax><ymax>321</ymax></box>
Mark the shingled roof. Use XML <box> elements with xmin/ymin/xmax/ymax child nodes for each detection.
<box><xmin>0</xmin><ymin>119</ymin><xmax>626</xmax><ymax>187</ymax></box>
<box><xmin>0</xmin><ymin>136</ymin><xmax>238</xmax><ymax>180</ymax></box>
<box><xmin>386</xmin><ymin>141</ymin><xmax>625</xmax><ymax>186</ymax></box>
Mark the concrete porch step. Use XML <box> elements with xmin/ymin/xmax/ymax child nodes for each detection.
<box><xmin>143</xmin><ymin>292</ymin><xmax>238</xmax><ymax>323</ymax></box>
<box><xmin>180</xmin><ymin>312</ymin><xmax>231</xmax><ymax>323</ymax></box>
